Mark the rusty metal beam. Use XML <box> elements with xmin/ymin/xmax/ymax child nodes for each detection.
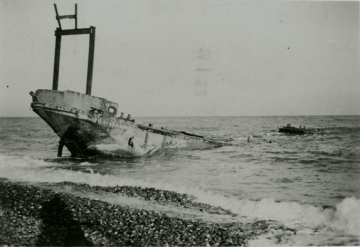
<box><xmin>52</xmin><ymin>29</ymin><xmax>62</xmax><ymax>90</ymax></box>
<box><xmin>86</xmin><ymin>26</ymin><xmax>96</xmax><ymax>95</ymax></box>
<box><xmin>54</xmin><ymin>4</ymin><xmax>62</xmax><ymax>29</ymax></box>
<box><xmin>55</xmin><ymin>28</ymin><xmax>92</xmax><ymax>36</ymax></box>
<box><xmin>75</xmin><ymin>4</ymin><xmax>77</xmax><ymax>29</ymax></box>
<box><xmin>57</xmin><ymin>15</ymin><xmax>76</xmax><ymax>20</ymax></box>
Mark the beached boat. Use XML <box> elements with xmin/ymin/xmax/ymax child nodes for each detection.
<box><xmin>278</xmin><ymin>124</ymin><xmax>320</xmax><ymax>135</ymax></box>
<box><xmin>30</xmin><ymin>5</ymin><xmax>234</xmax><ymax>157</ymax></box>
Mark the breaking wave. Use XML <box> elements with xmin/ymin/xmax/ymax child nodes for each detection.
<box><xmin>0</xmin><ymin>154</ymin><xmax>359</xmax><ymax>237</ymax></box>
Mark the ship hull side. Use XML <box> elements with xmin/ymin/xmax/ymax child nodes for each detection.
<box><xmin>32</xmin><ymin>104</ymin><xmax>220</xmax><ymax>157</ymax></box>
<box><xmin>33</xmin><ymin>107</ymin><xmax>117</xmax><ymax>157</ymax></box>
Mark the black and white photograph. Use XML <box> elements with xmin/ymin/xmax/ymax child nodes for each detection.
<box><xmin>0</xmin><ymin>0</ymin><xmax>359</xmax><ymax>246</ymax></box>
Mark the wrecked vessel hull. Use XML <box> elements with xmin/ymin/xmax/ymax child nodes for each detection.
<box><xmin>278</xmin><ymin>124</ymin><xmax>321</xmax><ymax>135</ymax></box>
<box><xmin>30</xmin><ymin>5</ymin><xmax>235</xmax><ymax>157</ymax></box>
<box><xmin>31</xmin><ymin>89</ymin><xmax>232</xmax><ymax>157</ymax></box>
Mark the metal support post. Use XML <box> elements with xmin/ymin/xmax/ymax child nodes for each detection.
<box><xmin>86</xmin><ymin>26</ymin><xmax>96</xmax><ymax>95</ymax></box>
<box><xmin>52</xmin><ymin>30</ymin><xmax>62</xmax><ymax>90</ymax></box>
<box><xmin>57</xmin><ymin>138</ymin><xmax>65</xmax><ymax>157</ymax></box>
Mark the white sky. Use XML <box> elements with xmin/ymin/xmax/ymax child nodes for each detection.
<box><xmin>0</xmin><ymin>0</ymin><xmax>359</xmax><ymax>117</ymax></box>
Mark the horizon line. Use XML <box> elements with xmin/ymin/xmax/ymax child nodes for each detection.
<box><xmin>0</xmin><ymin>114</ymin><xmax>359</xmax><ymax>118</ymax></box>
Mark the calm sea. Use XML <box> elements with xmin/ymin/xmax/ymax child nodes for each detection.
<box><xmin>0</xmin><ymin>116</ymin><xmax>359</xmax><ymax>245</ymax></box>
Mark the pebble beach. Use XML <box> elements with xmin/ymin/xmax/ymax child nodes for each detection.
<box><xmin>0</xmin><ymin>180</ymin><xmax>297</xmax><ymax>246</ymax></box>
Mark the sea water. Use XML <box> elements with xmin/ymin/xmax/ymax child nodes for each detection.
<box><xmin>0</xmin><ymin>116</ymin><xmax>359</xmax><ymax>245</ymax></box>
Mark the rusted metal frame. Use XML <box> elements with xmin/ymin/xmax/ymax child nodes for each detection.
<box><xmin>52</xmin><ymin>26</ymin><xmax>95</xmax><ymax>95</ymax></box>
<box><xmin>54</xmin><ymin>4</ymin><xmax>77</xmax><ymax>29</ymax></box>
<box><xmin>52</xmin><ymin>4</ymin><xmax>95</xmax><ymax>95</ymax></box>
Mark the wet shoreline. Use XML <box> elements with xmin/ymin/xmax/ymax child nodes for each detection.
<box><xmin>59</xmin><ymin>181</ymin><xmax>237</xmax><ymax>217</ymax></box>
<box><xmin>0</xmin><ymin>180</ymin><xmax>287</xmax><ymax>246</ymax></box>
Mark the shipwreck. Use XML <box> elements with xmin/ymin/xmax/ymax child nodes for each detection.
<box><xmin>30</xmin><ymin>5</ymin><xmax>235</xmax><ymax>158</ymax></box>
<box><xmin>278</xmin><ymin>124</ymin><xmax>321</xmax><ymax>135</ymax></box>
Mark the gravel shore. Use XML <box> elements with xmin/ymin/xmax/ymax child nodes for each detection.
<box><xmin>0</xmin><ymin>181</ymin><xmax>294</xmax><ymax>246</ymax></box>
<box><xmin>59</xmin><ymin>181</ymin><xmax>236</xmax><ymax>217</ymax></box>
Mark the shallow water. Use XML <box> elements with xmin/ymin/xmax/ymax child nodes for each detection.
<box><xmin>0</xmin><ymin>116</ymin><xmax>359</xmax><ymax>245</ymax></box>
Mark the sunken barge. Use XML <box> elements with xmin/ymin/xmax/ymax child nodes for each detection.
<box><xmin>278</xmin><ymin>124</ymin><xmax>320</xmax><ymax>135</ymax></box>
<box><xmin>30</xmin><ymin>5</ymin><xmax>234</xmax><ymax>158</ymax></box>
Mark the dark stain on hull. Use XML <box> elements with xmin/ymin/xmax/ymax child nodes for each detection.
<box><xmin>64</xmin><ymin>119</ymin><xmax>115</xmax><ymax>157</ymax></box>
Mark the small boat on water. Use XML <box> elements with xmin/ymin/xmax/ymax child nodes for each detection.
<box><xmin>278</xmin><ymin>124</ymin><xmax>320</xmax><ymax>135</ymax></box>
<box><xmin>30</xmin><ymin>5</ymin><xmax>235</xmax><ymax>158</ymax></box>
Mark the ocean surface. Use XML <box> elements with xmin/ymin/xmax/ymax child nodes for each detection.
<box><xmin>0</xmin><ymin>116</ymin><xmax>359</xmax><ymax>246</ymax></box>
